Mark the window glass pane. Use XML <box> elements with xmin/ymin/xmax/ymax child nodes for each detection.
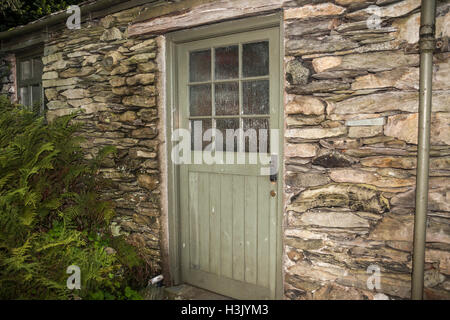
<box><xmin>190</xmin><ymin>50</ymin><xmax>211</xmax><ymax>82</ymax></box>
<box><xmin>20</xmin><ymin>60</ymin><xmax>31</xmax><ymax>80</ymax></box>
<box><xmin>32</xmin><ymin>85</ymin><xmax>42</xmax><ymax>114</ymax></box>
<box><xmin>243</xmin><ymin>118</ymin><xmax>270</xmax><ymax>153</ymax></box>
<box><xmin>33</xmin><ymin>58</ymin><xmax>43</xmax><ymax>78</ymax></box>
<box><xmin>215</xmin><ymin>82</ymin><xmax>239</xmax><ymax>116</ymax></box>
<box><xmin>215</xmin><ymin>45</ymin><xmax>238</xmax><ymax>80</ymax></box>
<box><xmin>190</xmin><ymin>119</ymin><xmax>212</xmax><ymax>151</ymax></box>
<box><xmin>243</xmin><ymin>80</ymin><xmax>269</xmax><ymax>115</ymax></box>
<box><xmin>216</xmin><ymin>118</ymin><xmax>240</xmax><ymax>152</ymax></box>
<box><xmin>243</xmin><ymin>41</ymin><xmax>269</xmax><ymax>77</ymax></box>
<box><xmin>32</xmin><ymin>85</ymin><xmax>41</xmax><ymax>104</ymax></box>
<box><xmin>189</xmin><ymin>84</ymin><xmax>211</xmax><ymax>116</ymax></box>
<box><xmin>19</xmin><ymin>87</ymin><xmax>29</xmax><ymax>106</ymax></box>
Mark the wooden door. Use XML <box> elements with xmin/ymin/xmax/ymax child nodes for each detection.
<box><xmin>176</xmin><ymin>27</ymin><xmax>280</xmax><ymax>300</ymax></box>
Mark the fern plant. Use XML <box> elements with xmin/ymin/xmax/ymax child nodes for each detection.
<box><xmin>0</xmin><ymin>96</ymin><xmax>145</xmax><ymax>299</ymax></box>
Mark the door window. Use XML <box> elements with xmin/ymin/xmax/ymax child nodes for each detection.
<box><xmin>188</xmin><ymin>41</ymin><xmax>270</xmax><ymax>153</ymax></box>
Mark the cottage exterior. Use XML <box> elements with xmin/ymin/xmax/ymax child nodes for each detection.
<box><xmin>0</xmin><ymin>0</ymin><xmax>449</xmax><ymax>299</ymax></box>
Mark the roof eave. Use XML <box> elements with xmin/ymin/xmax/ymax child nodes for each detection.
<box><xmin>0</xmin><ymin>0</ymin><xmax>159</xmax><ymax>42</ymax></box>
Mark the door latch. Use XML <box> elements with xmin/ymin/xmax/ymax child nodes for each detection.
<box><xmin>269</xmin><ymin>154</ymin><xmax>278</xmax><ymax>182</ymax></box>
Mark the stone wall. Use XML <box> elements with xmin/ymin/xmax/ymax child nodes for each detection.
<box><xmin>282</xmin><ymin>0</ymin><xmax>450</xmax><ymax>299</ymax></box>
<box><xmin>40</xmin><ymin>10</ymin><xmax>163</xmax><ymax>274</ymax></box>
<box><xmin>0</xmin><ymin>53</ymin><xmax>16</xmax><ymax>101</ymax></box>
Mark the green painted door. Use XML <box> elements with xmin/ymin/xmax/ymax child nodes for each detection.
<box><xmin>176</xmin><ymin>27</ymin><xmax>280</xmax><ymax>300</ymax></box>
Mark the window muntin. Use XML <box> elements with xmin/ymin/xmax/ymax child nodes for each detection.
<box><xmin>17</xmin><ymin>54</ymin><xmax>43</xmax><ymax>114</ymax></box>
<box><xmin>188</xmin><ymin>40</ymin><xmax>270</xmax><ymax>152</ymax></box>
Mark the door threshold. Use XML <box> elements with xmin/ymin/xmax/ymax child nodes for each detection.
<box><xmin>165</xmin><ymin>284</ymin><xmax>233</xmax><ymax>300</ymax></box>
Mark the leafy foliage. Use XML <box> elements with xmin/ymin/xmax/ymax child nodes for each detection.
<box><xmin>0</xmin><ymin>96</ymin><xmax>145</xmax><ymax>299</ymax></box>
<box><xmin>0</xmin><ymin>0</ymin><xmax>86</xmax><ymax>32</ymax></box>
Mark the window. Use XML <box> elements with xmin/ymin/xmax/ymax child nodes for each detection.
<box><xmin>17</xmin><ymin>52</ymin><xmax>44</xmax><ymax>114</ymax></box>
<box><xmin>187</xmin><ymin>41</ymin><xmax>271</xmax><ymax>152</ymax></box>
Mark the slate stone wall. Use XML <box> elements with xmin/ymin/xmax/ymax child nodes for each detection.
<box><xmin>282</xmin><ymin>0</ymin><xmax>450</xmax><ymax>299</ymax></box>
<box><xmin>41</xmin><ymin>12</ymin><xmax>163</xmax><ymax>274</ymax></box>
<box><xmin>0</xmin><ymin>53</ymin><xmax>16</xmax><ymax>101</ymax></box>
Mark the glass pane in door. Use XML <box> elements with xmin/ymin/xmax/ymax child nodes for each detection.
<box><xmin>216</xmin><ymin>118</ymin><xmax>240</xmax><ymax>151</ymax></box>
<box><xmin>190</xmin><ymin>119</ymin><xmax>212</xmax><ymax>151</ymax></box>
<box><xmin>190</xmin><ymin>50</ymin><xmax>211</xmax><ymax>82</ymax></box>
<box><xmin>243</xmin><ymin>80</ymin><xmax>269</xmax><ymax>115</ymax></box>
<box><xmin>215</xmin><ymin>82</ymin><xmax>239</xmax><ymax>116</ymax></box>
<box><xmin>243</xmin><ymin>118</ymin><xmax>270</xmax><ymax>153</ymax></box>
<box><xmin>190</xmin><ymin>84</ymin><xmax>212</xmax><ymax>116</ymax></box>
<box><xmin>242</xmin><ymin>41</ymin><xmax>269</xmax><ymax>77</ymax></box>
<box><xmin>215</xmin><ymin>45</ymin><xmax>238</xmax><ymax>80</ymax></box>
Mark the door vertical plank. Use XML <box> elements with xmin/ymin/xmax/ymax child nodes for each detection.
<box><xmin>220</xmin><ymin>174</ymin><xmax>233</xmax><ymax>279</ymax></box>
<box><xmin>257</xmin><ymin>176</ymin><xmax>270</xmax><ymax>288</ymax></box>
<box><xmin>180</xmin><ymin>167</ymin><xmax>190</xmax><ymax>279</ymax></box>
<box><xmin>244</xmin><ymin>176</ymin><xmax>258</xmax><ymax>285</ymax></box>
<box><xmin>189</xmin><ymin>172</ymin><xmax>199</xmax><ymax>269</ymax></box>
<box><xmin>269</xmin><ymin>181</ymin><xmax>278</xmax><ymax>297</ymax></box>
<box><xmin>198</xmin><ymin>172</ymin><xmax>210</xmax><ymax>272</ymax></box>
<box><xmin>209</xmin><ymin>173</ymin><xmax>221</xmax><ymax>275</ymax></box>
<box><xmin>232</xmin><ymin>175</ymin><xmax>245</xmax><ymax>281</ymax></box>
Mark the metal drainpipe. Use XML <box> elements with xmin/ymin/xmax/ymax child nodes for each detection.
<box><xmin>411</xmin><ymin>0</ymin><xmax>436</xmax><ymax>300</ymax></box>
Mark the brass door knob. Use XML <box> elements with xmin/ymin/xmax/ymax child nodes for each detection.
<box><xmin>270</xmin><ymin>190</ymin><xmax>277</xmax><ymax>197</ymax></box>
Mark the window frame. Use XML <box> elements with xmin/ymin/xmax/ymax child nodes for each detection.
<box><xmin>16</xmin><ymin>47</ymin><xmax>44</xmax><ymax>114</ymax></box>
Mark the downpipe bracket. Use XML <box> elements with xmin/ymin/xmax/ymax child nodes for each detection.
<box><xmin>419</xmin><ymin>24</ymin><xmax>436</xmax><ymax>52</ymax></box>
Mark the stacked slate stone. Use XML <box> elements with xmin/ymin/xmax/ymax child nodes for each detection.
<box><xmin>0</xmin><ymin>54</ymin><xmax>16</xmax><ymax>101</ymax></box>
<box><xmin>42</xmin><ymin>12</ymin><xmax>162</xmax><ymax>274</ymax></box>
<box><xmin>282</xmin><ymin>0</ymin><xmax>450</xmax><ymax>300</ymax></box>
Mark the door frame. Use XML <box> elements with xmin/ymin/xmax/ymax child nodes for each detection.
<box><xmin>165</xmin><ymin>12</ymin><xmax>285</xmax><ymax>299</ymax></box>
